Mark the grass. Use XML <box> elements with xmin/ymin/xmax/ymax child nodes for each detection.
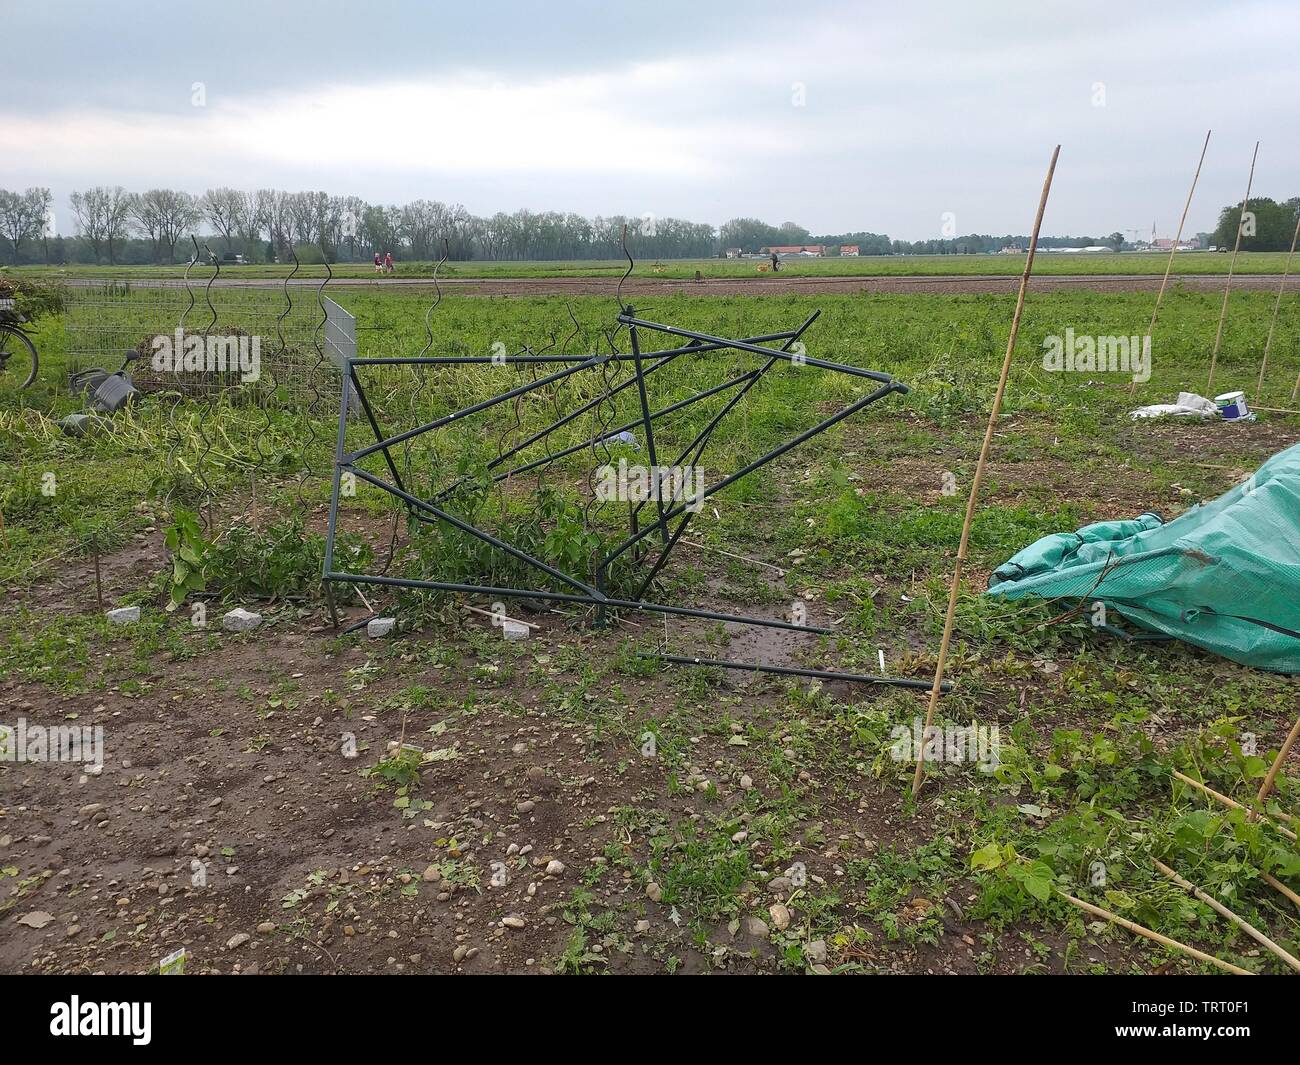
<box><xmin>1</xmin><ymin>283</ymin><xmax>1297</xmax><ymax>974</ymax></box>
<box><xmin>5</xmin><ymin>250</ymin><xmax>1299</xmax><ymax>282</ymax></box>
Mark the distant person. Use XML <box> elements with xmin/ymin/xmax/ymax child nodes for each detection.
<box><xmin>770</xmin><ymin>251</ymin><xmax>780</xmax><ymax>272</ymax></box>
<box><xmin>374</xmin><ymin>252</ymin><xmax>383</xmax><ymax>273</ymax></box>
<box><xmin>384</xmin><ymin>251</ymin><xmax>394</xmax><ymax>274</ymax></box>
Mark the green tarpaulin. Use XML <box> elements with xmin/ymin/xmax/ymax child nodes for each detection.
<box><xmin>987</xmin><ymin>440</ymin><xmax>1300</xmax><ymax>673</ymax></box>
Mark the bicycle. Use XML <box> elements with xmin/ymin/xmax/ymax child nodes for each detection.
<box><xmin>0</xmin><ymin>297</ymin><xmax>38</xmax><ymax>389</ymax></box>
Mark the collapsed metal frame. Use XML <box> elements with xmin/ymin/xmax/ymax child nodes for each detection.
<box><xmin>322</xmin><ymin>308</ymin><xmax>950</xmax><ymax>691</ymax></box>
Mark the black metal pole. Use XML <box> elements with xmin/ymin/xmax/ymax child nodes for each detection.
<box><xmin>626</xmin><ymin>317</ymin><xmax>671</xmax><ymax>547</ymax></box>
<box><xmin>603</xmin><ymin>378</ymin><xmax>906</xmax><ymax>571</ymax></box>
<box><xmin>618</xmin><ymin>314</ymin><xmax>899</xmax><ymax>384</ymax></box>
<box><xmin>628</xmin><ymin>312</ymin><xmax>816</xmax><ymax>542</ymax></box>
<box><xmin>491</xmin><ymin>363</ymin><xmax>765</xmax><ymax>486</ymax></box>
<box><xmin>323</xmin><ymin>570</ymin><xmax>837</xmax><ymax>635</ymax></box>
<box><xmin>348</xmin><ymin>364</ymin><xmax>409</xmax><ymax>496</ymax></box>
<box><xmin>349</xmin><ymin>352</ymin><xmax>611</xmax><ymax>464</ymax></box>
<box><xmin>639</xmin><ymin>652</ymin><xmax>954</xmax><ymax>693</ymax></box>
<box><xmin>347</xmin><ymin>466</ymin><xmax>606</xmax><ymax>600</ymax></box>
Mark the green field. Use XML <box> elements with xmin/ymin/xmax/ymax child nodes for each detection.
<box><xmin>5</xmin><ymin>250</ymin><xmax>1296</xmax><ymax>282</ymax></box>
<box><xmin>2</xmin><ymin>284</ymin><xmax>1298</xmax><ymax>975</ymax></box>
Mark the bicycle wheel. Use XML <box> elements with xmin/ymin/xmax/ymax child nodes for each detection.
<box><xmin>0</xmin><ymin>325</ymin><xmax>38</xmax><ymax>389</ymax></box>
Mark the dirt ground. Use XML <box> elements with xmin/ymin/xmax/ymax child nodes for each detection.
<box><xmin>3</xmin><ymin>415</ymin><xmax>1298</xmax><ymax>977</ymax></box>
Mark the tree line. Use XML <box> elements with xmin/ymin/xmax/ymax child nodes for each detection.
<box><xmin>2</xmin><ymin>184</ymin><xmax>1297</xmax><ymax>266</ymax></box>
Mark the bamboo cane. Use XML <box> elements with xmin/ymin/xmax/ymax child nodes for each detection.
<box><xmin>1258</xmin><ymin>213</ymin><xmax>1300</xmax><ymax>398</ymax></box>
<box><xmin>1207</xmin><ymin>141</ymin><xmax>1259</xmax><ymax>394</ymax></box>
<box><xmin>1154</xmin><ymin>858</ymin><xmax>1300</xmax><ymax>973</ymax></box>
<box><xmin>1261</xmin><ymin>872</ymin><xmax>1300</xmax><ymax>910</ymax></box>
<box><xmin>1172</xmin><ymin>769</ymin><xmax>1296</xmax><ymax>841</ymax></box>
<box><xmin>911</xmin><ymin>145</ymin><xmax>1059</xmax><ymax>796</ymax></box>
<box><xmin>1130</xmin><ymin>130</ymin><xmax>1211</xmax><ymax>398</ymax></box>
<box><xmin>1257</xmin><ymin>712</ymin><xmax>1300</xmax><ymax>804</ymax></box>
<box><xmin>463</xmin><ymin>603</ymin><xmax>540</xmax><ymax>630</ymax></box>
<box><xmin>1058</xmin><ymin>891</ymin><xmax>1252</xmax><ymax>974</ymax></box>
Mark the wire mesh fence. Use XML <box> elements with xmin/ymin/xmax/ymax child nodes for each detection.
<box><xmin>63</xmin><ymin>276</ymin><xmax>352</xmax><ymax>406</ymax></box>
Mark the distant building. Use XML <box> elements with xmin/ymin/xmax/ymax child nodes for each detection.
<box><xmin>998</xmin><ymin>244</ymin><xmax>1026</xmax><ymax>254</ymax></box>
<box><xmin>725</xmin><ymin>248</ymin><xmax>743</xmax><ymax>259</ymax></box>
<box><xmin>762</xmin><ymin>245</ymin><xmax>826</xmax><ymax>257</ymax></box>
<box><xmin>839</xmin><ymin>245</ymin><xmax>860</xmax><ymax>256</ymax></box>
<box><xmin>1152</xmin><ymin>237</ymin><xmax>1200</xmax><ymax>251</ymax></box>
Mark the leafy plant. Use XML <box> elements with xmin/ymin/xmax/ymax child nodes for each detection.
<box><xmin>205</xmin><ymin>516</ymin><xmax>372</xmax><ymax>601</ymax></box>
<box><xmin>163</xmin><ymin>507</ymin><xmax>210</xmax><ymax>607</ymax></box>
<box><xmin>364</xmin><ymin>746</ymin><xmax>424</xmax><ymax>789</ymax></box>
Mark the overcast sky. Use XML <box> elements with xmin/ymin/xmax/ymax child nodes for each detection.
<box><xmin>1</xmin><ymin>0</ymin><xmax>1295</xmax><ymax>240</ymax></box>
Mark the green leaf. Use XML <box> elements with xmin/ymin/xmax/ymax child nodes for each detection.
<box><xmin>970</xmin><ymin>843</ymin><xmax>1009</xmax><ymax>871</ymax></box>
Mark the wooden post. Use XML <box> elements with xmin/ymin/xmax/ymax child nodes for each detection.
<box><xmin>1154</xmin><ymin>859</ymin><xmax>1300</xmax><ymax>973</ymax></box>
<box><xmin>1058</xmin><ymin>891</ymin><xmax>1251</xmax><ymax>974</ymax></box>
<box><xmin>1172</xmin><ymin>769</ymin><xmax>1295</xmax><ymax>841</ymax></box>
<box><xmin>911</xmin><ymin>145</ymin><xmax>1060</xmax><ymax>797</ymax></box>
<box><xmin>1207</xmin><ymin>141</ymin><xmax>1259</xmax><ymax>394</ymax></box>
<box><xmin>1130</xmin><ymin>130</ymin><xmax>1211</xmax><ymax>397</ymax></box>
<box><xmin>92</xmin><ymin>539</ymin><xmax>104</xmax><ymax>611</ymax></box>
<box><xmin>1261</xmin><ymin>873</ymin><xmax>1300</xmax><ymax>910</ymax></box>
<box><xmin>1257</xmin><ymin>713</ymin><xmax>1300</xmax><ymax>805</ymax></box>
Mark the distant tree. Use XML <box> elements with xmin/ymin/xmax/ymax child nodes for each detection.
<box><xmin>158</xmin><ymin>190</ymin><xmax>201</xmax><ymax>262</ymax></box>
<box><xmin>720</xmin><ymin>217</ymin><xmax>783</xmax><ymax>253</ymax></box>
<box><xmin>0</xmin><ymin>187</ymin><xmax>50</xmax><ymax>264</ymax></box>
<box><xmin>1212</xmin><ymin>197</ymin><xmax>1300</xmax><ymax>251</ymax></box>
<box><xmin>128</xmin><ymin>192</ymin><xmax>162</xmax><ymax>262</ymax></box>
<box><xmin>70</xmin><ymin>186</ymin><xmax>133</xmax><ymax>264</ymax></box>
<box><xmin>200</xmin><ymin>187</ymin><xmax>246</xmax><ymax>252</ymax></box>
<box><xmin>27</xmin><ymin>187</ymin><xmax>54</xmax><ymax>262</ymax></box>
<box><xmin>1108</xmin><ymin>231</ymin><xmax>1125</xmax><ymax>251</ymax></box>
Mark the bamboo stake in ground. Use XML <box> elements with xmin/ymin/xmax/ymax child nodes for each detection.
<box><xmin>1130</xmin><ymin>129</ymin><xmax>1211</xmax><ymax>398</ymax></box>
<box><xmin>1207</xmin><ymin>141</ymin><xmax>1259</xmax><ymax>394</ymax></box>
<box><xmin>1261</xmin><ymin>872</ymin><xmax>1300</xmax><ymax>910</ymax></box>
<box><xmin>92</xmin><ymin>543</ymin><xmax>103</xmax><ymax>612</ymax></box>
<box><xmin>1058</xmin><ymin>890</ymin><xmax>1251</xmax><ymax>975</ymax></box>
<box><xmin>1154</xmin><ymin>858</ymin><xmax>1300</xmax><ymax>973</ymax></box>
<box><xmin>463</xmin><ymin>603</ymin><xmax>540</xmax><ymax>630</ymax></box>
<box><xmin>1258</xmin><ymin>212</ymin><xmax>1300</xmax><ymax>398</ymax></box>
<box><xmin>1172</xmin><ymin>769</ymin><xmax>1296</xmax><ymax>841</ymax></box>
<box><xmin>1257</xmin><ymin>713</ymin><xmax>1300</xmax><ymax>805</ymax></box>
<box><xmin>911</xmin><ymin>145</ymin><xmax>1060</xmax><ymax>797</ymax></box>
<box><xmin>1167</xmin><ymin>772</ymin><xmax>1300</xmax><ymax>910</ymax></box>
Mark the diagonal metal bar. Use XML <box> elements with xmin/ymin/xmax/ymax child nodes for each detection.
<box><xmin>348</xmin><ymin>466</ymin><xmax>605</xmax><ymax>601</ymax></box>
<box><xmin>603</xmin><ymin>378</ymin><xmax>906</xmax><ymax>572</ymax></box>
<box><xmin>475</xmin><ymin>362</ymin><xmax>768</xmax><ymax>491</ymax></box>
<box><xmin>348</xmin><ymin>363</ymin><xmax>409</xmax><ymax>496</ymax></box>
<box><xmin>627</xmin><ymin>321</ymin><xmax>671</xmax><ymax>547</ymax></box>
<box><xmin>426</xmin><ymin>324</ymin><xmax>810</xmax><ymax>506</ymax></box>
<box><xmin>624</xmin><ymin>312</ymin><xmax>816</xmax><ymax>590</ymax></box>
<box><xmin>349</xmin><ymin>353</ymin><xmax>613</xmax><ymax>464</ymax></box>
<box><xmin>426</xmin><ymin>347</ymin><xmax>695</xmax><ymax>507</ymax></box>
<box><xmin>618</xmin><ymin>313</ymin><xmax>896</xmax><ymax>383</ymax></box>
